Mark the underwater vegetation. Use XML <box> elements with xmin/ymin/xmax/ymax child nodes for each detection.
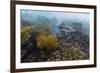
<box><xmin>21</xmin><ymin>24</ymin><xmax>89</xmax><ymax>62</ymax></box>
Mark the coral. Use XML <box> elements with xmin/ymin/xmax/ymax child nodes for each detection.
<box><xmin>37</xmin><ymin>33</ymin><xmax>58</xmax><ymax>50</ymax></box>
<box><xmin>21</xmin><ymin>27</ymin><xmax>32</xmax><ymax>44</ymax></box>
